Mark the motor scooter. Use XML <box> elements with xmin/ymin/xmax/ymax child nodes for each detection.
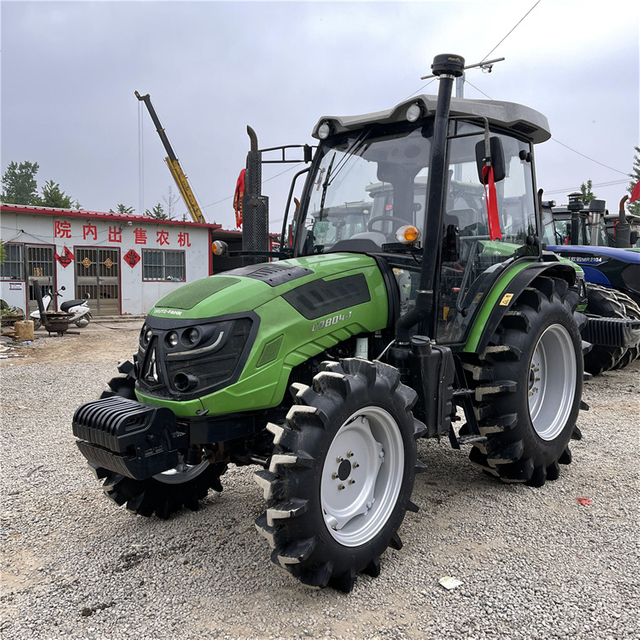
<box><xmin>30</xmin><ymin>286</ymin><xmax>92</xmax><ymax>330</ymax></box>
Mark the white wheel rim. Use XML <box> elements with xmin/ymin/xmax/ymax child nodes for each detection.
<box><xmin>153</xmin><ymin>455</ymin><xmax>209</xmax><ymax>485</ymax></box>
<box><xmin>321</xmin><ymin>406</ymin><xmax>404</xmax><ymax>547</ymax></box>
<box><xmin>528</xmin><ymin>324</ymin><xmax>577</xmax><ymax>441</ymax></box>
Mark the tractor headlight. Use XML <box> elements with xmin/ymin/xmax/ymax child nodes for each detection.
<box><xmin>406</xmin><ymin>103</ymin><xmax>422</xmax><ymax>123</ymax></box>
<box><xmin>166</xmin><ymin>331</ymin><xmax>179</xmax><ymax>348</ymax></box>
<box><xmin>317</xmin><ymin>122</ymin><xmax>332</xmax><ymax>139</ymax></box>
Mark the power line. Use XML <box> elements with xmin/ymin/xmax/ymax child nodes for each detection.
<box><xmin>202</xmin><ymin>161</ymin><xmax>304</xmax><ymax>212</ymax></box>
<box><xmin>404</xmin><ymin>78</ymin><xmax>437</xmax><ymax>101</ymax></box>
<box><xmin>464</xmin><ymin>80</ymin><xmax>493</xmax><ymax>101</ymax></box>
<box><xmin>551</xmin><ymin>139</ymin><xmax>628</xmax><ymax>175</ymax></box>
<box><xmin>544</xmin><ymin>179</ymin><xmax>628</xmax><ymax>196</ymax></box>
<box><xmin>481</xmin><ymin>0</ymin><xmax>542</xmax><ymax>63</ymax></box>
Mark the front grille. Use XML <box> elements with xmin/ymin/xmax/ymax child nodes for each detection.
<box><xmin>584</xmin><ymin>316</ymin><xmax>640</xmax><ymax>349</ymax></box>
<box><xmin>136</xmin><ymin>315</ymin><xmax>257</xmax><ymax>401</ymax></box>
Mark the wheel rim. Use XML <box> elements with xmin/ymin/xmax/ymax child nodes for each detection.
<box><xmin>320</xmin><ymin>406</ymin><xmax>404</xmax><ymax>547</ymax></box>
<box><xmin>528</xmin><ymin>324</ymin><xmax>577</xmax><ymax>441</ymax></box>
<box><xmin>153</xmin><ymin>454</ymin><xmax>209</xmax><ymax>485</ymax></box>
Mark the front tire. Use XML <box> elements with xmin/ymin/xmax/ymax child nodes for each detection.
<box><xmin>254</xmin><ymin>358</ymin><xmax>421</xmax><ymax>592</ymax></box>
<box><xmin>101</xmin><ymin>460</ymin><xmax>227</xmax><ymax>519</ymax></box>
<box><xmin>96</xmin><ymin>363</ymin><xmax>226</xmax><ymax>518</ymax></box>
<box><xmin>465</xmin><ymin>276</ymin><xmax>583</xmax><ymax>486</ymax></box>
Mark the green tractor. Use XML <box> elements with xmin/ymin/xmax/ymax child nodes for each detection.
<box><xmin>73</xmin><ymin>54</ymin><xmax>592</xmax><ymax>592</ymax></box>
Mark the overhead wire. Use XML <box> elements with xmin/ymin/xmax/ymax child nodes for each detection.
<box><xmin>201</xmin><ymin>161</ymin><xmax>304</xmax><ymax>212</ymax></box>
<box><xmin>550</xmin><ymin>139</ymin><xmax>628</xmax><ymax>176</ymax></box>
<box><xmin>479</xmin><ymin>0</ymin><xmax>542</xmax><ymax>63</ymax></box>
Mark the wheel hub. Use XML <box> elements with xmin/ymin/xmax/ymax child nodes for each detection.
<box><xmin>337</xmin><ymin>458</ymin><xmax>352</xmax><ymax>481</ymax></box>
<box><xmin>528</xmin><ymin>324</ymin><xmax>577</xmax><ymax>441</ymax></box>
<box><xmin>320</xmin><ymin>407</ymin><xmax>404</xmax><ymax>547</ymax></box>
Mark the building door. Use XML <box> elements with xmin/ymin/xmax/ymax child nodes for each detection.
<box><xmin>26</xmin><ymin>245</ymin><xmax>55</xmax><ymax>316</ymax></box>
<box><xmin>75</xmin><ymin>247</ymin><xmax>121</xmax><ymax>316</ymax></box>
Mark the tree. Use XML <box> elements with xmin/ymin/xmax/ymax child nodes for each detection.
<box><xmin>110</xmin><ymin>204</ymin><xmax>135</xmax><ymax>214</ymax></box>
<box><xmin>162</xmin><ymin>185</ymin><xmax>179</xmax><ymax>220</ymax></box>
<box><xmin>144</xmin><ymin>203</ymin><xmax>169</xmax><ymax>219</ymax></box>
<box><xmin>1</xmin><ymin>161</ymin><xmax>40</xmax><ymax>205</ymax></box>
<box><xmin>628</xmin><ymin>146</ymin><xmax>640</xmax><ymax>217</ymax></box>
<box><xmin>580</xmin><ymin>179</ymin><xmax>596</xmax><ymax>204</ymax></box>
<box><xmin>40</xmin><ymin>180</ymin><xmax>81</xmax><ymax>209</ymax></box>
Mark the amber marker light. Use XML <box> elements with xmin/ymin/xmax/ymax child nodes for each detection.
<box><xmin>212</xmin><ymin>240</ymin><xmax>229</xmax><ymax>257</ymax></box>
<box><xmin>396</xmin><ymin>225</ymin><xmax>420</xmax><ymax>244</ymax></box>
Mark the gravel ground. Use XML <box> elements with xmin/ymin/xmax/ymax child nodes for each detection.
<box><xmin>1</xmin><ymin>324</ymin><xmax>638</xmax><ymax>639</ymax></box>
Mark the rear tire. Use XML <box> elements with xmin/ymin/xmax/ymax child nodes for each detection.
<box><xmin>464</xmin><ymin>276</ymin><xmax>583</xmax><ymax>486</ymax></box>
<box><xmin>254</xmin><ymin>358</ymin><xmax>421</xmax><ymax>591</ymax></box>
<box><xmin>583</xmin><ymin>284</ymin><xmax>627</xmax><ymax>375</ymax></box>
<box><xmin>75</xmin><ymin>316</ymin><xmax>90</xmax><ymax>328</ymax></box>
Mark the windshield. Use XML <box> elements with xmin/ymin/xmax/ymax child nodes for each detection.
<box><xmin>542</xmin><ymin>210</ymin><xmax>610</xmax><ymax>247</ymax></box>
<box><xmin>300</xmin><ymin>124</ymin><xmax>431</xmax><ymax>252</ymax></box>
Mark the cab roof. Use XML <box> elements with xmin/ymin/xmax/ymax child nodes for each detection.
<box><xmin>312</xmin><ymin>94</ymin><xmax>551</xmax><ymax>144</ymax></box>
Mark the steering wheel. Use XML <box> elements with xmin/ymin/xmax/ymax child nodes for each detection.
<box><xmin>367</xmin><ymin>215</ymin><xmax>408</xmax><ymax>234</ymax></box>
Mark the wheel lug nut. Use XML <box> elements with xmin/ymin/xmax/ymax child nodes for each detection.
<box><xmin>336</xmin><ymin>456</ymin><xmax>343</xmax><ymax>463</ymax></box>
<box><xmin>338</xmin><ymin>483</ymin><xmax>345</xmax><ymax>491</ymax></box>
<box><xmin>347</xmin><ymin>451</ymin><xmax>354</xmax><ymax>458</ymax></box>
<box><xmin>331</xmin><ymin>472</ymin><xmax>338</xmax><ymax>480</ymax></box>
<box><xmin>353</xmin><ymin>462</ymin><xmax>359</xmax><ymax>469</ymax></box>
<box><xmin>348</xmin><ymin>478</ymin><xmax>355</xmax><ymax>485</ymax></box>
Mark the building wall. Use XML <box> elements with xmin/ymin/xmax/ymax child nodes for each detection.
<box><xmin>0</xmin><ymin>208</ymin><xmax>214</xmax><ymax>316</ymax></box>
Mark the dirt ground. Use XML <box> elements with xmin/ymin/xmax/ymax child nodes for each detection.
<box><xmin>1</xmin><ymin>317</ymin><xmax>638</xmax><ymax>639</ymax></box>
<box><xmin>1</xmin><ymin>318</ymin><xmax>143</xmax><ymax>366</ymax></box>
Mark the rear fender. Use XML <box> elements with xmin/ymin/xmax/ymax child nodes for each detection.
<box><xmin>464</xmin><ymin>262</ymin><xmax>580</xmax><ymax>356</ymax></box>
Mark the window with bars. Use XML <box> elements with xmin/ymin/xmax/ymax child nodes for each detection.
<box><xmin>142</xmin><ymin>249</ymin><xmax>186</xmax><ymax>281</ymax></box>
<box><xmin>0</xmin><ymin>244</ymin><xmax>24</xmax><ymax>280</ymax></box>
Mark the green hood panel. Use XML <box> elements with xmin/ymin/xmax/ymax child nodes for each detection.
<box><xmin>140</xmin><ymin>254</ymin><xmax>389</xmax><ymax>416</ymax></box>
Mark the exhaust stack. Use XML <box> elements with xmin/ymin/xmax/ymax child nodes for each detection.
<box><xmin>242</xmin><ymin>126</ymin><xmax>270</xmax><ymax>265</ymax></box>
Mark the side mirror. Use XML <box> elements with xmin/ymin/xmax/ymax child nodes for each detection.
<box><xmin>475</xmin><ymin>136</ymin><xmax>506</xmax><ymax>184</ymax></box>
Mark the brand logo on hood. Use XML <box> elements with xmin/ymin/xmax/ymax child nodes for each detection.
<box><xmin>153</xmin><ymin>308</ymin><xmax>184</xmax><ymax>316</ymax></box>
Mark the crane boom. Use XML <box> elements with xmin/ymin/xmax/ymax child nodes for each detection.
<box><xmin>135</xmin><ymin>90</ymin><xmax>206</xmax><ymax>224</ymax></box>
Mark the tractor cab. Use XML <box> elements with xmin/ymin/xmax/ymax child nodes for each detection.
<box><xmin>290</xmin><ymin>94</ymin><xmax>550</xmax><ymax>345</ymax></box>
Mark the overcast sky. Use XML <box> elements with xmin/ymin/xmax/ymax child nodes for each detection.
<box><xmin>1</xmin><ymin>0</ymin><xmax>638</xmax><ymax>231</ymax></box>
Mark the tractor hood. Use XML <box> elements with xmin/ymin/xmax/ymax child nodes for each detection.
<box><xmin>137</xmin><ymin>253</ymin><xmax>389</xmax><ymax>416</ymax></box>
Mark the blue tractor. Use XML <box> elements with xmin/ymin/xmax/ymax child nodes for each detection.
<box><xmin>542</xmin><ymin>193</ymin><xmax>640</xmax><ymax>374</ymax></box>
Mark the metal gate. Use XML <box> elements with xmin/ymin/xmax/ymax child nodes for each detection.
<box><xmin>26</xmin><ymin>245</ymin><xmax>55</xmax><ymax>316</ymax></box>
<box><xmin>75</xmin><ymin>247</ymin><xmax>120</xmax><ymax>316</ymax></box>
